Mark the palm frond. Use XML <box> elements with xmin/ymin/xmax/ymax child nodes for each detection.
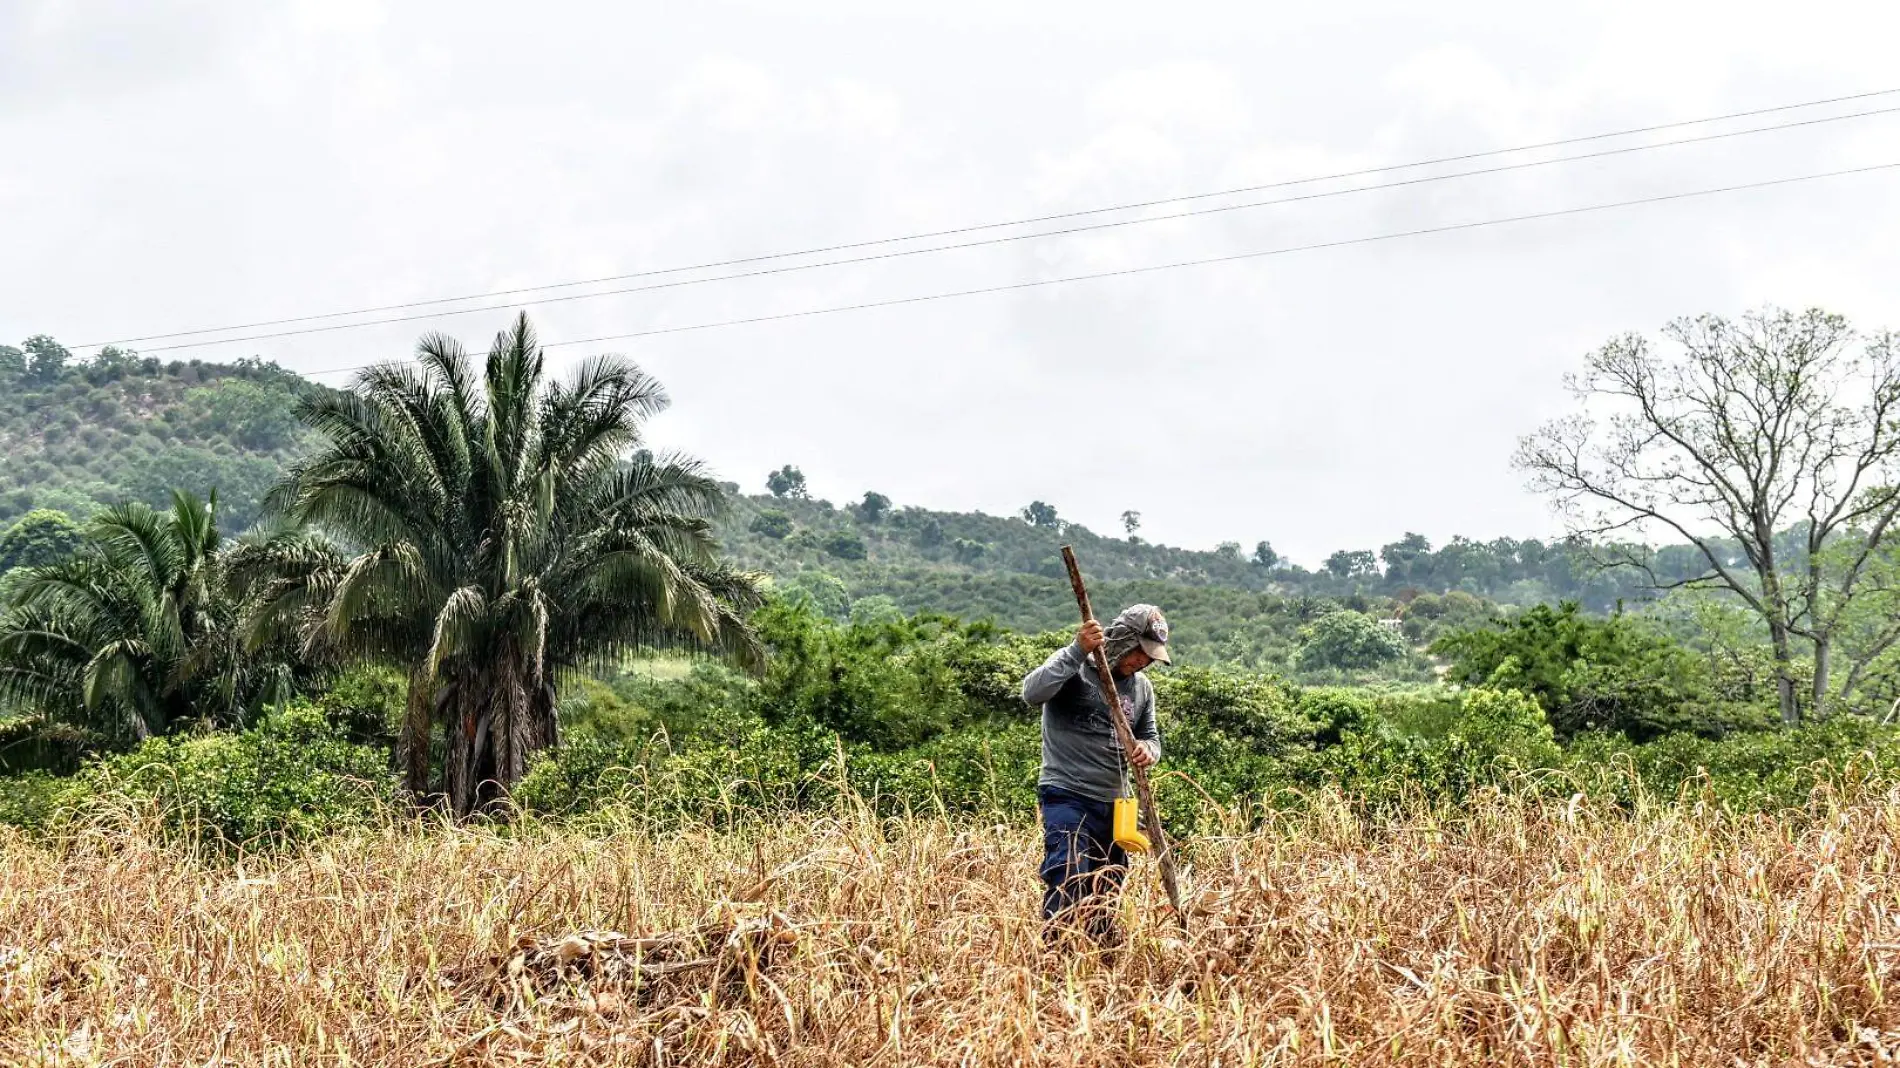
<box><xmin>423</xmin><ymin>586</ymin><xmax>487</xmax><ymax>681</ymax></box>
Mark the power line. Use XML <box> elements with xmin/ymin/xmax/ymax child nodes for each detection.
<box><xmin>110</xmin><ymin>105</ymin><xmax>1900</xmax><ymax>357</ymax></box>
<box><xmin>288</xmin><ymin>160</ymin><xmax>1898</xmax><ymax>379</ymax></box>
<box><xmin>75</xmin><ymin>86</ymin><xmax>1900</xmax><ymax>351</ymax></box>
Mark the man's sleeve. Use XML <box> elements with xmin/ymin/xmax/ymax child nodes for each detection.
<box><xmin>1020</xmin><ymin>641</ymin><xmax>1088</xmax><ymax>706</ymax></box>
<box><xmin>1133</xmin><ymin>682</ymin><xmax>1161</xmax><ymax>762</ymax></box>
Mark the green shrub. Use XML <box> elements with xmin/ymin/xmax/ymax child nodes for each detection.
<box><xmin>848</xmin><ymin>721</ymin><xmax>1040</xmax><ymax>817</ymax></box>
<box><xmin>751</xmin><ymin>601</ymin><xmax>1025</xmax><ymax>752</ymax></box>
<box><xmin>1296</xmin><ymin>611</ymin><xmax>1407</xmax><ymax>671</ymax></box>
<box><xmin>513</xmin><ymin>734</ymin><xmax>651</xmax><ymax>817</ymax></box>
<box><xmin>748</xmin><ymin>509</ymin><xmax>793</xmax><ymax>540</ymax></box>
<box><xmin>314</xmin><ymin>665</ymin><xmax>406</xmax><ymax>749</ymax></box>
<box><xmin>70</xmin><ymin>704</ymin><xmax>394</xmax><ymax>850</ymax></box>
<box><xmin>1433</xmin><ymin>603</ymin><xmax>1730</xmax><ymax>740</ymax></box>
<box><xmin>1442</xmin><ymin>687</ymin><xmax>1563</xmax><ymax>792</ymax></box>
<box><xmin>822</xmin><ymin>528</ymin><xmax>867</xmax><ymax>560</ymax></box>
<box><xmin>1564</xmin><ymin>717</ymin><xmax>1900</xmax><ymax>810</ymax></box>
<box><xmin>0</xmin><ymin>771</ymin><xmax>82</xmax><ymax>832</ymax></box>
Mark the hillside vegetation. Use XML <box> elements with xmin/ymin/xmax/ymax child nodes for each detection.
<box><xmin>716</xmin><ymin>485</ymin><xmax>1658</xmax><ymax>610</ymax></box>
<box><xmin>0</xmin><ymin>336</ymin><xmax>319</xmax><ymax>531</ymax></box>
<box><xmin>0</xmin><ymin>331</ymin><xmax>1624</xmax><ymax>682</ymax></box>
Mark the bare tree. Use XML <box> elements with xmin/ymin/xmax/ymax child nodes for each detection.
<box><xmin>1517</xmin><ymin>308</ymin><xmax>1900</xmax><ymax>725</ymax></box>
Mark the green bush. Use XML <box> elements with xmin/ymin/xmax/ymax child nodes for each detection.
<box><xmin>0</xmin><ymin>508</ymin><xmax>82</xmax><ymax>572</ymax></box>
<box><xmin>314</xmin><ymin>665</ymin><xmax>406</xmax><ymax>750</ymax></box>
<box><xmin>1296</xmin><ymin>611</ymin><xmax>1407</xmax><ymax>671</ymax></box>
<box><xmin>0</xmin><ymin>771</ymin><xmax>81</xmax><ymax>832</ymax></box>
<box><xmin>1564</xmin><ymin>717</ymin><xmax>1900</xmax><ymax>810</ymax></box>
<box><xmin>1433</xmin><ymin>602</ymin><xmax>1732</xmax><ymax>740</ymax></box>
<box><xmin>750</xmin><ymin>601</ymin><xmax>1025</xmax><ymax>752</ymax></box>
<box><xmin>513</xmin><ymin>733</ymin><xmax>652</xmax><ymax>817</ymax></box>
<box><xmin>822</xmin><ymin>528</ymin><xmax>867</xmax><ymax>560</ymax></box>
<box><xmin>1442</xmin><ymin>687</ymin><xmax>1563</xmax><ymax>791</ymax></box>
<box><xmin>64</xmin><ymin>704</ymin><xmax>394</xmax><ymax>849</ymax></box>
<box><xmin>520</xmin><ymin>700</ymin><xmax>843</xmax><ymax>825</ymax></box>
<box><xmin>848</xmin><ymin>721</ymin><xmax>1040</xmax><ymax>817</ymax></box>
<box><xmin>748</xmin><ymin>509</ymin><xmax>793</xmax><ymax>540</ymax></box>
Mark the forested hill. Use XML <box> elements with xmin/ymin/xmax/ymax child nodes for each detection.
<box><xmin>0</xmin><ymin>334</ymin><xmax>1663</xmax><ymax>629</ymax></box>
<box><xmin>714</xmin><ymin>480</ymin><xmax>1659</xmax><ymax>614</ymax></box>
<box><xmin>0</xmin><ymin>337</ymin><xmax>322</xmax><ymax>532</ymax></box>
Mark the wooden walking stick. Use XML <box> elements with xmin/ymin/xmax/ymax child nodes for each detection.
<box><xmin>1061</xmin><ymin>545</ymin><xmax>1188</xmax><ymax>931</ymax></box>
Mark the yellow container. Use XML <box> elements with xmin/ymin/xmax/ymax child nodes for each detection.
<box><xmin>1113</xmin><ymin>797</ymin><xmax>1151</xmax><ymax>853</ymax></box>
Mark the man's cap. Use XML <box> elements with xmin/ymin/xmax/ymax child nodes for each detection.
<box><xmin>1104</xmin><ymin>603</ymin><xmax>1171</xmax><ymax>665</ymax></box>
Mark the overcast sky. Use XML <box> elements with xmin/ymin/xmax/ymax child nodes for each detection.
<box><xmin>4</xmin><ymin>1</ymin><xmax>1898</xmax><ymax>565</ymax></box>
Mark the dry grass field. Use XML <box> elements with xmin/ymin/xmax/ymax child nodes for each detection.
<box><xmin>4</xmin><ymin>788</ymin><xmax>1900</xmax><ymax>1066</ymax></box>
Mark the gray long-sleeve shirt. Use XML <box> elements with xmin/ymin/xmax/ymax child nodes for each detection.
<box><xmin>1020</xmin><ymin>640</ymin><xmax>1161</xmax><ymax>802</ymax></box>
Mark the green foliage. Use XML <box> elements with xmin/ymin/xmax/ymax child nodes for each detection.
<box><xmin>0</xmin><ymin>491</ymin><xmax>323</xmax><ymax>746</ymax></box>
<box><xmin>20</xmin><ymin>704</ymin><xmax>395</xmax><ymax>849</ymax></box>
<box><xmin>1020</xmin><ymin>501</ymin><xmax>1059</xmax><ymax>529</ymax></box>
<box><xmin>516</xmin><ymin>699</ymin><xmax>842</xmax><ymax>823</ymax></box>
<box><xmin>1432</xmin><ymin>602</ymin><xmax>1728</xmax><ymax>740</ymax></box>
<box><xmin>507</xmin><ymin>603</ymin><xmax>1856</xmax><ymax>833</ymax></box>
<box><xmin>822</xmin><ymin>527</ymin><xmax>867</xmax><ymax>560</ymax></box>
<box><xmin>850</xmin><ymin>594</ymin><xmax>904</xmax><ymax>626</ymax></box>
<box><xmin>1444</xmin><ymin>687</ymin><xmax>1563</xmax><ymax>787</ymax></box>
<box><xmin>267</xmin><ymin>315</ymin><xmax>765</xmax><ymax>814</ymax></box>
<box><xmin>23</xmin><ymin>335</ymin><xmax>71</xmax><ymax>382</ymax></box>
<box><xmin>313</xmin><ymin>665</ymin><xmax>406</xmax><ymax>750</ymax></box>
<box><xmin>847</xmin><ymin>720</ymin><xmax>1042</xmax><ymax>816</ymax></box>
<box><xmin>1324</xmin><ymin>550</ymin><xmax>1378</xmax><ymax>579</ymax></box>
<box><xmin>1564</xmin><ymin>717</ymin><xmax>1900</xmax><ymax>810</ymax></box>
<box><xmin>748</xmin><ymin>600</ymin><xmax>1020</xmax><ymax>752</ymax></box>
<box><xmin>0</xmin><ymin>509</ymin><xmax>82</xmax><ymax>572</ymax></box>
<box><xmin>18</xmin><ymin>595</ymin><xmax>1896</xmax><ymax>844</ymax></box>
<box><xmin>0</xmin><ymin>770</ymin><xmax>73</xmax><ymax>832</ymax></box>
<box><xmin>748</xmin><ymin>509</ymin><xmax>793</xmax><ymax>540</ymax></box>
<box><xmin>858</xmin><ymin>492</ymin><xmax>891</xmax><ymax>524</ymax></box>
<box><xmin>0</xmin><ymin>713</ymin><xmax>91</xmax><ymax>775</ymax></box>
<box><xmin>178</xmin><ymin>378</ymin><xmax>302</xmax><ymax>450</ymax></box>
<box><xmin>1398</xmin><ymin>591</ymin><xmax>1500</xmax><ymax>642</ymax></box>
<box><xmin>765</xmin><ymin>465</ymin><xmax>809</xmax><ymax>499</ymax></box>
<box><xmin>1297</xmin><ymin>610</ymin><xmax>1407</xmax><ymax>671</ymax></box>
<box><xmin>0</xmin><ymin>339</ymin><xmax>317</xmax><ymax>530</ymax></box>
<box><xmin>1253</xmin><ymin>541</ymin><xmax>1278</xmax><ymax>568</ymax></box>
<box><xmin>780</xmin><ymin>571</ymin><xmax>851</xmax><ymax>619</ymax></box>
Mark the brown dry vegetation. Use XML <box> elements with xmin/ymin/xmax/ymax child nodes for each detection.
<box><xmin>4</xmin><ymin>788</ymin><xmax>1900</xmax><ymax>1066</ymax></box>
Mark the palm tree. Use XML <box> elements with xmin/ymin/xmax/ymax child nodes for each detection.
<box><xmin>270</xmin><ymin>314</ymin><xmax>764</xmax><ymax>814</ymax></box>
<box><xmin>0</xmin><ymin>490</ymin><xmax>314</xmax><ymax>744</ymax></box>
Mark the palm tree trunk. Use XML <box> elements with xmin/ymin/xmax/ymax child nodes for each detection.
<box><xmin>444</xmin><ymin>684</ymin><xmax>481</xmax><ymax>818</ymax></box>
<box><xmin>490</xmin><ymin>644</ymin><xmax>543</xmax><ymax>798</ymax></box>
<box><xmin>537</xmin><ymin>679</ymin><xmax>559</xmax><ymax>751</ymax></box>
<box><xmin>399</xmin><ymin>669</ymin><xmax>434</xmax><ymax>801</ymax></box>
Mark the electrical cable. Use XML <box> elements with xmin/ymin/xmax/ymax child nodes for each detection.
<box><xmin>279</xmin><ymin>160</ymin><xmax>1899</xmax><ymax>379</ymax></box>
<box><xmin>71</xmin><ymin>86</ymin><xmax>1900</xmax><ymax>351</ymax></box>
<box><xmin>106</xmin><ymin>105</ymin><xmax>1900</xmax><ymax>357</ymax></box>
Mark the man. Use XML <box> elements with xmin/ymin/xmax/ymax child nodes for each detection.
<box><xmin>1019</xmin><ymin>603</ymin><xmax>1169</xmax><ymax>948</ymax></box>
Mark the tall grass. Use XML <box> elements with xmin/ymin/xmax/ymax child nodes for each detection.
<box><xmin>3</xmin><ymin>786</ymin><xmax>1899</xmax><ymax>1065</ymax></box>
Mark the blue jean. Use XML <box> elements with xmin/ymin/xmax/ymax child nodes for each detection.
<box><xmin>1038</xmin><ymin>786</ymin><xmax>1127</xmax><ymax>942</ymax></box>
